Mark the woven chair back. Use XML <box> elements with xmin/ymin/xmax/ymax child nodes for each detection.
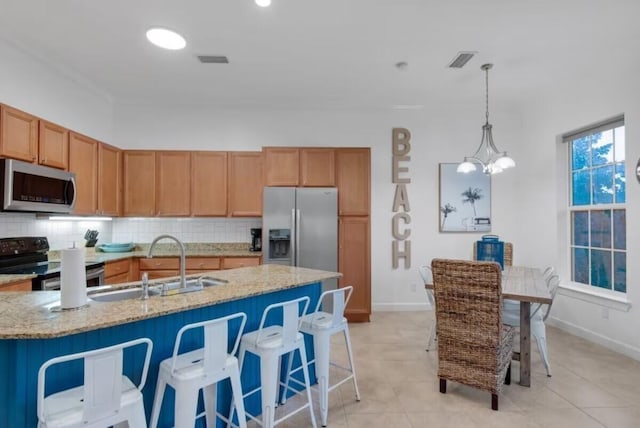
<box><xmin>431</xmin><ymin>259</ymin><xmax>503</xmax><ymax>348</ymax></box>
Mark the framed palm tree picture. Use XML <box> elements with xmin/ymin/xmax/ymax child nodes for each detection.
<box><xmin>439</xmin><ymin>163</ymin><xmax>491</xmax><ymax>232</ymax></box>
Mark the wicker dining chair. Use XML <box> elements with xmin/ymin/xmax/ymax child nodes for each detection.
<box><xmin>431</xmin><ymin>259</ymin><xmax>515</xmax><ymax>411</ymax></box>
<box><xmin>473</xmin><ymin>241</ymin><xmax>513</xmax><ymax>267</ymax></box>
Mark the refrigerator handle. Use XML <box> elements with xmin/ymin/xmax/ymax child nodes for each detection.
<box><xmin>295</xmin><ymin>208</ymin><xmax>301</xmax><ymax>266</ymax></box>
<box><xmin>291</xmin><ymin>208</ymin><xmax>296</xmax><ymax>266</ymax></box>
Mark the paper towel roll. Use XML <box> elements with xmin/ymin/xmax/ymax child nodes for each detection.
<box><xmin>60</xmin><ymin>247</ymin><xmax>87</xmax><ymax>309</ymax></box>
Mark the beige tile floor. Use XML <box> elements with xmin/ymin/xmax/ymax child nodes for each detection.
<box><xmin>261</xmin><ymin>311</ymin><xmax>640</xmax><ymax>428</ymax></box>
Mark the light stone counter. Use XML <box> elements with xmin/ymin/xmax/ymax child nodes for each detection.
<box><xmin>48</xmin><ymin>242</ymin><xmax>261</xmax><ymax>263</ymax></box>
<box><xmin>1</xmin><ymin>243</ymin><xmax>261</xmax><ymax>285</ymax></box>
<box><xmin>0</xmin><ymin>264</ymin><xmax>339</xmax><ymax>339</ymax></box>
<box><xmin>0</xmin><ymin>274</ymin><xmax>36</xmax><ymax>285</ymax></box>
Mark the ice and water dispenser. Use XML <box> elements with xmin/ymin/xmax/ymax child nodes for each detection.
<box><xmin>268</xmin><ymin>229</ymin><xmax>291</xmax><ymax>262</ymax></box>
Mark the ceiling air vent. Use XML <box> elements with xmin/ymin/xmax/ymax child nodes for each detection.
<box><xmin>197</xmin><ymin>55</ymin><xmax>229</xmax><ymax>64</ymax></box>
<box><xmin>447</xmin><ymin>51</ymin><xmax>476</xmax><ymax>68</ymax></box>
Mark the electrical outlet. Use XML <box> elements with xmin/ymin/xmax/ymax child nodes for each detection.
<box><xmin>410</xmin><ymin>282</ymin><xmax>417</xmax><ymax>292</ymax></box>
<box><xmin>601</xmin><ymin>307</ymin><xmax>609</xmax><ymax>319</ymax></box>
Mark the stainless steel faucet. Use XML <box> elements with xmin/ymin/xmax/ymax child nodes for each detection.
<box><xmin>148</xmin><ymin>234</ymin><xmax>186</xmax><ymax>288</ymax></box>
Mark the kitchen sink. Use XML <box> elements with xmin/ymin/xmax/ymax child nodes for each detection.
<box><xmin>87</xmin><ymin>276</ymin><xmax>227</xmax><ymax>301</ymax></box>
<box><xmin>158</xmin><ymin>277</ymin><xmax>228</xmax><ymax>296</ymax></box>
<box><xmin>88</xmin><ymin>286</ymin><xmax>161</xmax><ymax>302</ymax></box>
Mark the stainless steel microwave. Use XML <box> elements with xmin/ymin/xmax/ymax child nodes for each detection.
<box><xmin>0</xmin><ymin>159</ymin><xmax>76</xmax><ymax>213</ymax></box>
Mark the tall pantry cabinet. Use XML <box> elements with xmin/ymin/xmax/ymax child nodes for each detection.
<box><xmin>336</xmin><ymin>148</ymin><xmax>371</xmax><ymax>322</ymax></box>
<box><xmin>263</xmin><ymin>147</ymin><xmax>371</xmax><ymax>322</ymax></box>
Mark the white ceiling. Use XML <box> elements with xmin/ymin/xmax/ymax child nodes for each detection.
<box><xmin>1</xmin><ymin>0</ymin><xmax>639</xmax><ymax>109</ymax></box>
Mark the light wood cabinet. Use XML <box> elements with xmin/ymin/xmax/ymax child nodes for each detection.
<box><xmin>228</xmin><ymin>152</ymin><xmax>263</xmax><ymax>217</ymax></box>
<box><xmin>221</xmin><ymin>257</ymin><xmax>261</xmax><ymax>269</ymax></box>
<box><xmin>263</xmin><ymin>147</ymin><xmax>300</xmax><ymax>186</ymax></box>
<box><xmin>156</xmin><ymin>151</ymin><xmax>191</xmax><ymax>217</ymax></box>
<box><xmin>300</xmin><ymin>148</ymin><xmax>335</xmax><ymax>187</ymax></box>
<box><xmin>191</xmin><ymin>151</ymin><xmax>228</xmax><ymax>216</ymax></box>
<box><xmin>38</xmin><ymin>120</ymin><xmax>69</xmax><ymax>170</ymax></box>
<box><xmin>98</xmin><ymin>143</ymin><xmax>122</xmax><ymax>216</ymax></box>
<box><xmin>105</xmin><ymin>259</ymin><xmax>131</xmax><ymax>285</ymax></box>
<box><xmin>336</xmin><ymin>148</ymin><xmax>370</xmax><ymax>216</ymax></box>
<box><xmin>137</xmin><ymin>256</ymin><xmax>258</xmax><ymax>279</ymax></box>
<box><xmin>339</xmin><ymin>216</ymin><xmax>371</xmax><ymax>322</ymax></box>
<box><xmin>123</xmin><ymin>151</ymin><xmax>156</xmax><ymax>216</ymax></box>
<box><xmin>0</xmin><ymin>279</ymin><xmax>32</xmax><ymax>291</ymax></box>
<box><xmin>69</xmin><ymin>132</ymin><xmax>98</xmax><ymax>215</ymax></box>
<box><xmin>0</xmin><ymin>104</ymin><xmax>38</xmax><ymax>163</ymax></box>
<box><xmin>186</xmin><ymin>257</ymin><xmax>221</xmax><ymax>271</ymax></box>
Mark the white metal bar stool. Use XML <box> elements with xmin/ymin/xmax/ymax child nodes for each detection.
<box><xmin>283</xmin><ymin>286</ymin><xmax>361</xmax><ymax>427</ymax></box>
<box><xmin>228</xmin><ymin>296</ymin><xmax>316</xmax><ymax>428</ymax></box>
<box><xmin>37</xmin><ymin>337</ymin><xmax>153</xmax><ymax>428</ymax></box>
<box><xmin>149</xmin><ymin>312</ymin><xmax>248</xmax><ymax>428</ymax></box>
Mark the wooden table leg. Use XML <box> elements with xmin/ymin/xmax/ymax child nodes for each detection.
<box><xmin>519</xmin><ymin>301</ymin><xmax>531</xmax><ymax>387</ymax></box>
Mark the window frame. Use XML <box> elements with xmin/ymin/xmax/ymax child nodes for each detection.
<box><xmin>565</xmin><ymin>116</ymin><xmax>627</xmax><ymax>298</ymax></box>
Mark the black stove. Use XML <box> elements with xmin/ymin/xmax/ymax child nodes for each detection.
<box><xmin>0</xmin><ymin>237</ymin><xmax>105</xmax><ymax>290</ymax></box>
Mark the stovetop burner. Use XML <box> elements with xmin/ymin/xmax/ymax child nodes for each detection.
<box><xmin>0</xmin><ymin>237</ymin><xmax>104</xmax><ymax>280</ymax></box>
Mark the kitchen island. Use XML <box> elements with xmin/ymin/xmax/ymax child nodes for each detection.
<box><xmin>0</xmin><ymin>264</ymin><xmax>339</xmax><ymax>427</ymax></box>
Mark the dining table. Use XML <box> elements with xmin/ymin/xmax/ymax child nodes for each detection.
<box><xmin>425</xmin><ymin>265</ymin><xmax>552</xmax><ymax>387</ymax></box>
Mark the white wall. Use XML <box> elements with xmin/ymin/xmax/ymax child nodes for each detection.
<box><xmin>515</xmin><ymin>76</ymin><xmax>640</xmax><ymax>359</ymax></box>
<box><xmin>114</xmin><ymin>102</ymin><xmax>523</xmax><ymax>311</ymax></box>
<box><xmin>0</xmin><ymin>38</ymin><xmax>114</xmax><ymax>142</ymax></box>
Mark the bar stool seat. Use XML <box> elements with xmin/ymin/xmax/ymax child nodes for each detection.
<box><xmin>150</xmin><ymin>312</ymin><xmax>248</xmax><ymax>428</ymax></box>
<box><xmin>37</xmin><ymin>338</ymin><xmax>152</xmax><ymax>428</ymax></box>
<box><xmin>229</xmin><ymin>296</ymin><xmax>316</xmax><ymax>428</ymax></box>
<box><xmin>284</xmin><ymin>286</ymin><xmax>360</xmax><ymax>427</ymax></box>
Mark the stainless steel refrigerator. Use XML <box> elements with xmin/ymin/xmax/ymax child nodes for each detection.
<box><xmin>263</xmin><ymin>187</ymin><xmax>338</xmax><ymax>294</ymax></box>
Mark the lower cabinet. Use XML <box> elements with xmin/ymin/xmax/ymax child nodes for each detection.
<box><xmin>136</xmin><ymin>256</ymin><xmax>260</xmax><ymax>280</ymax></box>
<box><xmin>0</xmin><ymin>279</ymin><xmax>32</xmax><ymax>291</ymax></box>
<box><xmin>104</xmin><ymin>258</ymin><xmax>132</xmax><ymax>285</ymax></box>
<box><xmin>339</xmin><ymin>216</ymin><xmax>371</xmax><ymax>322</ymax></box>
<box><xmin>221</xmin><ymin>257</ymin><xmax>261</xmax><ymax>269</ymax></box>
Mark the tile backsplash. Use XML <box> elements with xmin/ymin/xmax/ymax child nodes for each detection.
<box><xmin>0</xmin><ymin>212</ymin><xmax>113</xmax><ymax>250</ymax></box>
<box><xmin>0</xmin><ymin>213</ymin><xmax>260</xmax><ymax>250</ymax></box>
<box><xmin>112</xmin><ymin>218</ymin><xmax>261</xmax><ymax>244</ymax></box>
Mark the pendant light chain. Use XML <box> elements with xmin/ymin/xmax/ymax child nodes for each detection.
<box><xmin>485</xmin><ymin>65</ymin><xmax>490</xmax><ymax>124</ymax></box>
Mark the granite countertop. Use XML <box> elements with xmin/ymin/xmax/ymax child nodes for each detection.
<box><xmin>0</xmin><ymin>242</ymin><xmax>261</xmax><ymax>285</ymax></box>
<box><xmin>0</xmin><ymin>264</ymin><xmax>339</xmax><ymax>339</ymax></box>
<box><xmin>53</xmin><ymin>242</ymin><xmax>262</xmax><ymax>263</ymax></box>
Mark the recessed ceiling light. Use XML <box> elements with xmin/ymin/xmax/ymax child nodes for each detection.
<box><xmin>146</xmin><ymin>27</ymin><xmax>186</xmax><ymax>50</ymax></box>
<box><xmin>255</xmin><ymin>0</ymin><xmax>272</xmax><ymax>7</ymax></box>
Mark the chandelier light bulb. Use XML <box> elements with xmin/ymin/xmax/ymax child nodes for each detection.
<box><xmin>255</xmin><ymin>0</ymin><xmax>272</xmax><ymax>7</ymax></box>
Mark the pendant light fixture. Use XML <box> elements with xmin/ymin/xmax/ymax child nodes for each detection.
<box><xmin>457</xmin><ymin>63</ymin><xmax>515</xmax><ymax>175</ymax></box>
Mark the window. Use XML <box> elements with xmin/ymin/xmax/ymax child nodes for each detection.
<box><xmin>566</xmin><ymin>117</ymin><xmax>626</xmax><ymax>293</ymax></box>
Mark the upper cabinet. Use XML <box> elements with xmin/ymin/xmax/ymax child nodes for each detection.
<box><xmin>336</xmin><ymin>148</ymin><xmax>370</xmax><ymax>216</ymax></box>
<box><xmin>191</xmin><ymin>151</ymin><xmax>228</xmax><ymax>216</ymax></box>
<box><xmin>156</xmin><ymin>151</ymin><xmax>191</xmax><ymax>217</ymax></box>
<box><xmin>300</xmin><ymin>148</ymin><xmax>335</xmax><ymax>187</ymax></box>
<box><xmin>228</xmin><ymin>151</ymin><xmax>263</xmax><ymax>217</ymax></box>
<box><xmin>0</xmin><ymin>104</ymin><xmax>38</xmax><ymax>163</ymax></box>
<box><xmin>98</xmin><ymin>143</ymin><xmax>122</xmax><ymax>216</ymax></box>
<box><xmin>264</xmin><ymin>147</ymin><xmax>336</xmax><ymax>187</ymax></box>
<box><xmin>263</xmin><ymin>147</ymin><xmax>300</xmax><ymax>186</ymax></box>
<box><xmin>123</xmin><ymin>151</ymin><xmax>156</xmax><ymax>217</ymax></box>
<box><xmin>38</xmin><ymin>120</ymin><xmax>69</xmax><ymax>170</ymax></box>
<box><xmin>69</xmin><ymin>132</ymin><xmax>98</xmax><ymax>215</ymax></box>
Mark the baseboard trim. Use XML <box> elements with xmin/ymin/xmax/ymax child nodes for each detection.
<box><xmin>372</xmin><ymin>302</ymin><xmax>431</xmax><ymax>312</ymax></box>
<box><xmin>548</xmin><ymin>317</ymin><xmax>640</xmax><ymax>361</ymax></box>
